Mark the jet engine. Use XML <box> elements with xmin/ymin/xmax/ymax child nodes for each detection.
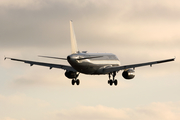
<box><xmin>122</xmin><ymin>69</ymin><xmax>135</xmax><ymax>79</ymax></box>
<box><xmin>65</xmin><ymin>71</ymin><xmax>77</xmax><ymax>79</ymax></box>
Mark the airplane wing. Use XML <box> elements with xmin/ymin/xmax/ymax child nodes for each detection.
<box><xmin>103</xmin><ymin>58</ymin><xmax>175</xmax><ymax>73</ymax></box>
<box><xmin>5</xmin><ymin>57</ymin><xmax>77</xmax><ymax>72</ymax></box>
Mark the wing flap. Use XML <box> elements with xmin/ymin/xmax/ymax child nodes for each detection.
<box><xmin>5</xmin><ymin>57</ymin><xmax>77</xmax><ymax>72</ymax></box>
<box><xmin>103</xmin><ymin>58</ymin><xmax>175</xmax><ymax>73</ymax></box>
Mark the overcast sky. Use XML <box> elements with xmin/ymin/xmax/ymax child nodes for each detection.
<box><xmin>0</xmin><ymin>0</ymin><xmax>180</xmax><ymax>120</ymax></box>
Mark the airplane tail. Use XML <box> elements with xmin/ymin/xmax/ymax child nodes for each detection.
<box><xmin>70</xmin><ymin>20</ymin><xmax>79</xmax><ymax>54</ymax></box>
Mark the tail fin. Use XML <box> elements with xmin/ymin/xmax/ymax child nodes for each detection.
<box><xmin>70</xmin><ymin>20</ymin><xmax>79</xmax><ymax>54</ymax></box>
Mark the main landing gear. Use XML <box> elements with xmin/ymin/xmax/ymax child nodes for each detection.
<box><xmin>71</xmin><ymin>73</ymin><xmax>80</xmax><ymax>85</ymax></box>
<box><xmin>108</xmin><ymin>72</ymin><xmax>118</xmax><ymax>86</ymax></box>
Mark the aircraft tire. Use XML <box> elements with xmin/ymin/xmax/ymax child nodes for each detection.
<box><xmin>109</xmin><ymin>80</ymin><xmax>113</xmax><ymax>86</ymax></box>
<box><xmin>114</xmin><ymin>79</ymin><xmax>118</xmax><ymax>86</ymax></box>
<box><xmin>72</xmin><ymin>79</ymin><xmax>75</xmax><ymax>85</ymax></box>
<box><xmin>108</xmin><ymin>80</ymin><xmax>110</xmax><ymax>84</ymax></box>
<box><xmin>76</xmin><ymin>79</ymin><xmax>80</xmax><ymax>85</ymax></box>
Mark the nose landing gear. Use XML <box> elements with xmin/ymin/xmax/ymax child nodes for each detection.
<box><xmin>108</xmin><ymin>72</ymin><xmax>118</xmax><ymax>86</ymax></box>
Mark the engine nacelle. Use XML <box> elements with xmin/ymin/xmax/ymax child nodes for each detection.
<box><xmin>122</xmin><ymin>69</ymin><xmax>135</xmax><ymax>80</ymax></box>
<box><xmin>65</xmin><ymin>71</ymin><xmax>77</xmax><ymax>79</ymax></box>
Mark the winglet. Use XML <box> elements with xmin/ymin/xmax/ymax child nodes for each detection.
<box><xmin>4</xmin><ymin>56</ymin><xmax>10</xmax><ymax>60</ymax></box>
<box><xmin>70</xmin><ymin>20</ymin><xmax>79</xmax><ymax>54</ymax></box>
<box><xmin>4</xmin><ymin>57</ymin><xmax>11</xmax><ymax>60</ymax></box>
<box><xmin>174</xmin><ymin>56</ymin><xmax>176</xmax><ymax>60</ymax></box>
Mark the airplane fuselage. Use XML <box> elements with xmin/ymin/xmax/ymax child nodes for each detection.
<box><xmin>67</xmin><ymin>53</ymin><xmax>121</xmax><ymax>74</ymax></box>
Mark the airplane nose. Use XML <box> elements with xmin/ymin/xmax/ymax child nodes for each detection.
<box><xmin>67</xmin><ymin>56</ymin><xmax>71</xmax><ymax>61</ymax></box>
<box><xmin>67</xmin><ymin>54</ymin><xmax>78</xmax><ymax>62</ymax></box>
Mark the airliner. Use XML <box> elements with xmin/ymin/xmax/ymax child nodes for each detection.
<box><xmin>5</xmin><ymin>20</ymin><xmax>175</xmax><ymax>86</ymax></box>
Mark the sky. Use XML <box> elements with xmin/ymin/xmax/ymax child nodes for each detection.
<box><xmin>0</xmin><ymin>0</ymin><xmax>180</xmax><ymax>120</ymax></box>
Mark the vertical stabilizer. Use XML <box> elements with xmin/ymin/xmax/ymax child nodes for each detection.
<box><xmin>70</xmin><ymin>20</ymin><xmax>78</xmax><ymax>54</ymax></box>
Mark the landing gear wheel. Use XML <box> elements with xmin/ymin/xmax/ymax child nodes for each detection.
<box><xmin>108</xmin><ymin>80</ymin><xmax>110</xmax><ymax>84</ymax></box>
<box><xmin>71</xmin><ymin>79</ymin><xmax>75</xmax><ymax>85</ymax></box>
<box><xmin>70</xmin><ymin>73</ymin><xmax>80</xmax><ymax>86</ymax></box>
<box><xmin>76</xmin><ymin>79</ymin><xmax>80</xmax><ymax>85</ymax></box>
<box><xmin>108</xmin><ymin>72</ymin><xmax>118</xmax><ymax>86</ymax></box>
<box><xmin>109</xmin><ymin>80</ymin><xmax>113</xmax><ymax>86</ymax></box>
<box><xmin>114</xmin><ymin>79</ymin><xmax>118</xmax><ymax>86</ymax></box>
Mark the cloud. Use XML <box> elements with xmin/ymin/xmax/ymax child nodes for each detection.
<box><xmin>2</xmin><ymin>117</ymin><xmax>19</xmax><ymax>120</ymax></box>
<box><xmin>0</xmin><ymin>1</ymin><xmax>179</xmax><ymax>120</ymax></box>
<box><xmin>56</xmin><ymin>105</ymin><xmax>128</xmax><ymax>120</ymax></box>
<box><xmin>0</xmin><ymin>93</ymin><xmax>49</xmax><ymax>107</ymax></box>
<box><xmin>2</xmin><ymin>117</ymin><xmax>26</xmax><ymax>120</ymax></box>
<box><xmin>0</xmin><ymin>93</ymin><xmax>49</xmax><ymax>120</ymax></box>
<box><xmin>0</xmin><ymin>0</ymin><xmax>47</xmax><ymax>10</ymax></box>
<box><xmin>54</xmin><ymin>102</ymin><xmax>180</xmax><ymax>120</ymax></box>
<box><xmin>1</xmin><ymin>0</ymin><xmax>180</xmax><ymax>49</ymax></box>
<box><xmin>9</xmin><ymin>67</ymin><xmax>68</xmax><ymax>87</ymax></box>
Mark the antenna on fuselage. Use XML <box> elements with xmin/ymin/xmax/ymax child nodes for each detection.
<box><xmin>70</xmin><ymin>20</ymin><xmax>79</xmax><ymax>54</ymax></box>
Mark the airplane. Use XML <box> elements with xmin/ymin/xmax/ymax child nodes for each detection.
<box><xmin>5</xmin><ymin>20</ymin><xmax>175</xmax><ymax>86</ymax></box>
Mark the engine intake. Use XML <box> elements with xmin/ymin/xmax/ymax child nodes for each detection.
<box><xmin>122</xmin><ymin>69</ymin><xmax>135</xmax><ymax>79</ymax></box>
<box><xmin>65</xmin><ymin>71</ymin><xmax>77</xmax><ymax>79</ymax></box>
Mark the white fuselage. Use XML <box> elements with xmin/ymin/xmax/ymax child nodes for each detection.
<box><xmin>67</xmin><ymin>53</ymin><xmax>120</xmax><ymax>74</ymax></box>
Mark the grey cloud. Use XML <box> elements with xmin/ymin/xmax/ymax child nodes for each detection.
<box><xmin>118</xmin><ymin>1</ymin><xmax>180</xmax><ymax>21</ymax></box>
<box><xmin>0</xmin><ymin>0</ymin><xmax>112</xmax><ymax>49</ymax></box>
<box><xmin>0</xmin><ymin>1</ymin><xmax>180</xmax><ymax>120</ymax></box>
<box><xmin>1</xmin><ymin>0</ymin><xmax>179</xmax><ymax>68</ymax></box>
<box><xmin>1</xmin><ymin>0</ymin><xmax>180</xmax><ymax>49</ymax></box>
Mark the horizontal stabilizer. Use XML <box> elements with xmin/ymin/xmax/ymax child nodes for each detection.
<box><xmin>77</xmin><ymin>56</ymin><xmax>103</xmax><ymax>60</ymax></box>
<box><xmin>38</xmin><ymin>55</ymin><xmax>67</xmax><ymax>60</ymax></box>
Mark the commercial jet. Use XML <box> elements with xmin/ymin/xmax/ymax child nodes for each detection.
<box><xmin>5</xmin><ymin>21</ymin><xmax>175</xmax><ymax>86</ymax></box>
